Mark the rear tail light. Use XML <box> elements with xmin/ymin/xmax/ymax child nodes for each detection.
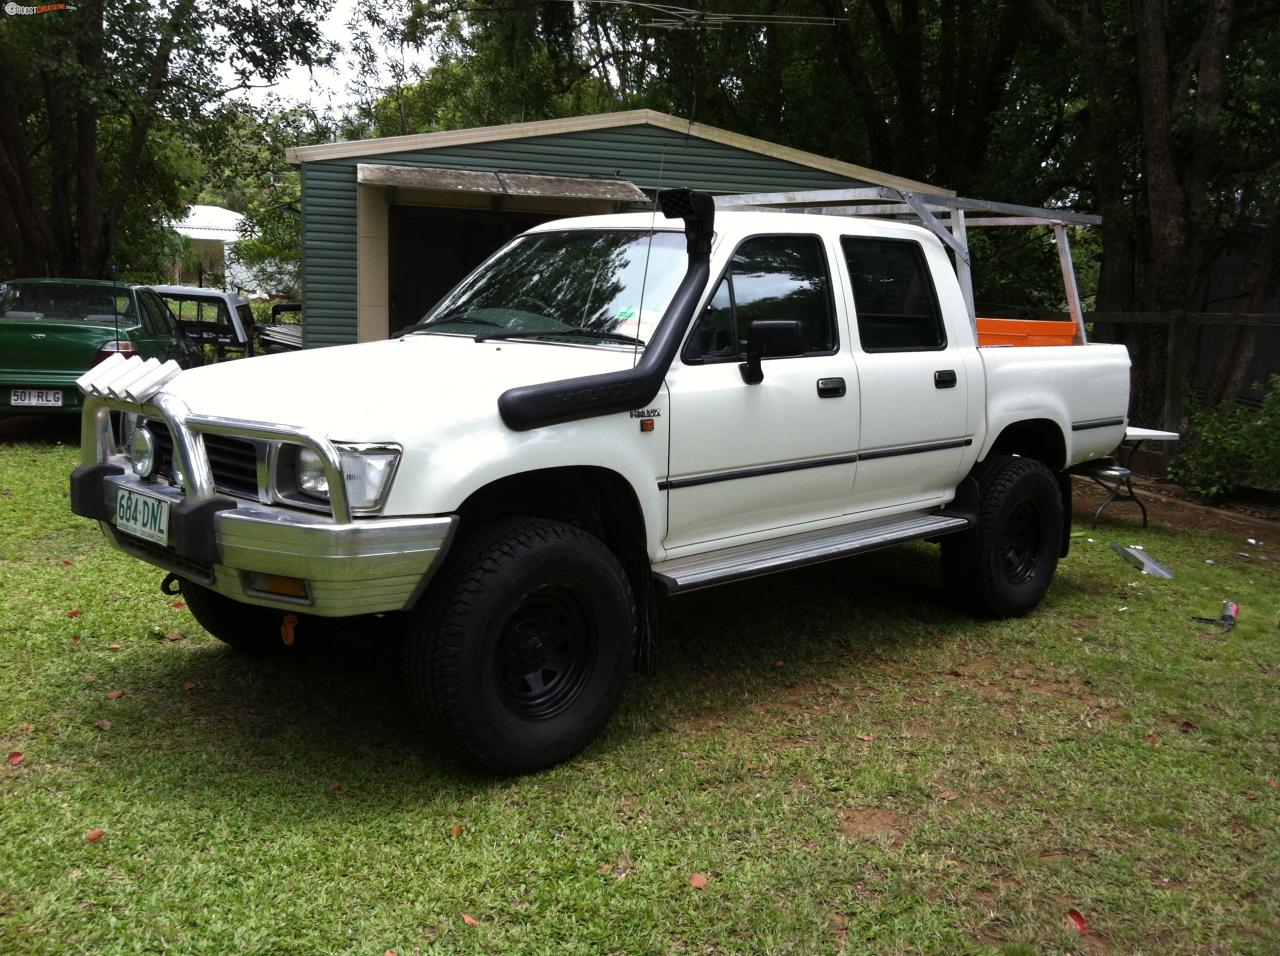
<box><xmin>93</xmin><ymin>340</ymin><xmax>138</xmax><ymax>366</ymax></box>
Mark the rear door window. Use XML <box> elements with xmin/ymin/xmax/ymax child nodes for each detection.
<box><xmin>841</xmin><ymin>237</ymin><xmax>946</xmax><ymax>352</ymax></box>
<box><xmin>140</xmin><ymin>291</ymin><xmax>178</xmax><ymax>337</ymax></box>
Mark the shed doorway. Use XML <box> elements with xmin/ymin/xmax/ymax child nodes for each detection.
<box><xmin>388</xmin><ymin>205</ymin><xmax>555</xmax><ymax>333</ymax></box>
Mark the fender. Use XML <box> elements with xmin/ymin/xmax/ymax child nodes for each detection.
<box><xmin>498</xmin><ymin>188</ymin><xmax>715</xmax><ymax>431</ymax></box>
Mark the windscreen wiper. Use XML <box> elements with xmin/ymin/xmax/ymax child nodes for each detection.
<box><xmin>411</xmin><ymin>314</ymin><xmax>504</xmax><ymax>334</ymax></box>
<box><xmin>474</xmin><ymin>329</ymin><xmax>645</xmax><ymax>346</ymax></box>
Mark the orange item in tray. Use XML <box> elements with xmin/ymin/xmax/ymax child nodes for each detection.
<box><xmin>976</xmin><ymin>317</ymin><xmax>1079</xmax><ymax>347</ymax></box>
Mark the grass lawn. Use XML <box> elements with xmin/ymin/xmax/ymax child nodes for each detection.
<box><xmin>2</xmin><ymin>431</ymin><xmax>1278</xmax><ymax>954</ymax></box>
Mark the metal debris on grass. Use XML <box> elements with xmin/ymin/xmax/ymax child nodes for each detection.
<box><xmin>1191</xmin><ymin>601</ymin><xmax>1239</xmax><ymax>633</ymax></box>
<box><xmin>1111</xmin><ymin>543</ymin><xmax>1175</xmax><ymax>579</ymax></box>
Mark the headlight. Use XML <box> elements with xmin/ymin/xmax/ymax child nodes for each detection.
<box><xmin>296</xmin><ymin>447</ymin><xmax>329</xmax><ymax>499</ymax></box>
<box><xmin>291</xmin><ymin>444</ymin><xmax>400</xmax><ymax>513</ymax></box>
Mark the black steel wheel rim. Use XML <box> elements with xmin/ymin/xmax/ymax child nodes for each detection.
<box><xmin>494</xmin><ymin>586</ymin><xmax>596</xmax><ymax>720</ymax></box>
<box><xmin>1001</xmin><ymin>499</ymin><xmax>1043</xmax><ymax>585</ymax></box>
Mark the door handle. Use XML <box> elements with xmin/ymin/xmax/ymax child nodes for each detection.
<box><xmin>816</xmin><ymin>377</ymin><xmax>846</xmax><ymax>398</ymax></box>
<box><xmin>934</xmin><ymin>370</ymin><xmax>957</xmax><ymax>389</ymax></box>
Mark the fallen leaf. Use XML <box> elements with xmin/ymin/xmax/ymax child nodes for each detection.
<box><xmin>183</xmin><ymin>681</ymin><xmax>199</xmax><ymax>691</ymax></box>
<box><xmin>6</xmin><ymin>751</ymin><xmax>23</xmax><ymax>767</ymax></box>
<box><xmin>937</xmin><ymin>790</ymin><xmax>960</xmax><ymax>802</ymax></box>
<box><xmin>450</xmin><ymin>824</ymin><xmax>463</xmax><ymax>839</ymax></box>
<box><xmin>71</xmin><ymin>634</ymin><xmax>80</xmax><ymax>643</ymax></box>
<box><xmin>1065</xmin><ymin>908</ymin><xmax>1088</xmax><ymax>934</ymax></box>
<box><xmin>84</xmin><ymin>673</ymin><xmax>96</xmax><ymax>682</ymax></box>
<box><xmin>171</xmin><ymin>601</ymin><xmax>186</xmax><ymax>610</ymax></box>
<box><xmin>856</xmin><ymin>734</ymin><xmax>875</xmax><ymax>742</ymax></box>
<box><xmin>1267</xmin><ymin>779</ymin><xmax>1278</xmax><ymax>789</ymax></box>
<box><xmin>68</xmin><ymin>609</ymin><xmax>81</xmax><ymax>619</ymax></box>
<box><xmin>166</xmin><ymin>632</ymin><xmax>184</xmax><ymax>642</ymax></box>
<box><xmin>597</xmin><ymin>863</ymin><xmax>612</xmax><ymax>874</ymax></box>
<box><xmin>772</xmin><ymin>660</ymin><xmax>785</xmax><ymax>670</ymax></box>
<box><xmin>384</xmin><ymin>951</ymin><xmax>397</xmax><ymax>956</ymax></box>
<box><xmin>1179</xmin><ymin>720</ymin><xmax>1198</xmax><ymax>734</ymax></box>
<box><xmin>95</xmin><ymin>719</ymin><xmax>113</xmax><ymax>731</ymax></box>
<box><xmin>689</xmin><ymin>872</ymin><xmax>709</xmax><ymax>890</ymax></box>
<box><xmin>327</xmin><ymin>780</ymin><xmax>342</xmax><ymax>792</ymax></box>
<box><xmin>85</xmin><ymin>828</ymin><xmax>104</xmax><ymax>843</ymax></box>
<box><xmin>62</xmin><ymin>559</ymin><xmax>72</xmax><ymax>567</ymax></box>
<box><xmin>108</xmin><ymin>644</ymin><xmax>121</xmax><ymax>651</ymax></box>
<box><xmin>1144</xmin><ymin>734</ymin><xmax>1161</xmax><ymax>747</ymax></box>
<box><xmin>105</xmin><ymin>690</ymin><xmax>124</xmax><ymax>700</ymax></box>
<box><xmin>461</xmin><ymin>913</ymin><xmax>479</xmax><ymax>927</ymax></box>
<box><xmin>18</xmin><ymin>724</ymin><xmax>31</xmax><ymax>733</ymax></box>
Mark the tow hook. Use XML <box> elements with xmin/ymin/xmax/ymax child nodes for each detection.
<box><xmin>281</xmin><ymin>613</ymin><xmax>299</xmax><ymax>647</ymax></box>
<box><xmin>160</xmin><ymin>572</ymin><xmax>182</xmax><ymax>596</ymax></box>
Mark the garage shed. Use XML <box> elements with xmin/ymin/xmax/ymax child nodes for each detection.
<box><xmin>286</xmin><ymin>109</ymin><xmax>944</xmax><ymax>348</ymax></box>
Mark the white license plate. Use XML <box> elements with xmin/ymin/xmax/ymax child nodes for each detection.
<box><xmin>115</xmin><ymin>487</ymin><xmax>171</xmax><ymax>546</ymax></box>
<box><xmin>10</xmin><ymin>388</ymin><xmax>62</xmax><ymax>407</ymax></box>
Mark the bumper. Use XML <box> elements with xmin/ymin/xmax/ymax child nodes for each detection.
<box><xmin>1</xmin><ymin>375</ymin><xmax>84</xmax><ymax>414</ymax></box>
<box><xmin>73</xmin><ymin>462</ymin><xmax>457</xmax><ymax>616</ymax></box>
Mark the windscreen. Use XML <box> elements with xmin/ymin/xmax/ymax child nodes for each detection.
<box><xmin>415</xmin><ymin>229</ymin><xmax>688</xmax><ymax>345</ymax></box>
<box><xmin>0</xmin><ymin>282</ymin><xmax>134</xmax><ymax>323</ymax></box>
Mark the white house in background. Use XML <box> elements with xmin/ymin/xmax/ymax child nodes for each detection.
<box><xmin>172</xmin><ymin>204</ymin><xmax>245</xmax><ymax>290</ymax></box>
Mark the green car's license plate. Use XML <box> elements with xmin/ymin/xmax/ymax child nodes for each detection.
<box><xmin>116</xmin><ymin>486</ymin><xmax>170</xmax><ymax>545</ymax></box>
<box><xmin>10</xmin><ymin>388</ymin><xmax>62</xmax><ymax>407</ymax></box>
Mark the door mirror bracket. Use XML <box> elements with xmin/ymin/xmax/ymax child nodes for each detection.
<box><xmin>738</xmin><ymin>320</ymin><xmax>806</xmax><ymax>385</ymax></box>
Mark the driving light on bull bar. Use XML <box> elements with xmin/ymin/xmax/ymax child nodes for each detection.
<box><xmin>129</xmin><ymin>426</ymin><xmax>156</xmax><ymax>479</ymax></box>
<box><xmin>295</xmin><ymin>444</ymin><xmax>401</xmax><ymax>512</ymax></box>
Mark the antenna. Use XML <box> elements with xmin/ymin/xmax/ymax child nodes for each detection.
<box><xmin>632</xmin><ymin>147</ymin><xmax>666</xmax><ymax>369</ymax></box>
<box><xmin>111</xmin><ymin>264</ymin><xmax>120</xmax><ymax>355</ymax></box>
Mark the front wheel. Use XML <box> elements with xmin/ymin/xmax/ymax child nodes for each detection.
<box><xmin>179</xmin><ymin>579</ymin><xmax>351</xmax><ymax>653</ymax></box>
<box><xmin>404</xmin><ymin>517</ymin><xmax>636</xmax><ymax>774</ymax></box>
<box><xmin>941</xmin><ymin>455</ymin><xmax>1064</xmax><ymax>618</ymax></box>
<box><xmin>179</xmin><ymin>579</ymin><xmax>283</xmax><ymax>652</ymax></box>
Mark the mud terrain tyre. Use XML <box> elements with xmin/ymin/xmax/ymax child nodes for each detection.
<box><xmin>942</xmin><ymin>455</ymin><xmax>1063</xmax><ymax>618</ymax></box>
<box><xmin>404</xmin><ymin>517</ymin><xmax>635</xmax><ymax>774</ymax></box>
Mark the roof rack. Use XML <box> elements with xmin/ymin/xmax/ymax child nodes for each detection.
<box><xmin>714</xmin><ymin>187</ymin><xmax>1101</xmax><ymax>344</ymax></box>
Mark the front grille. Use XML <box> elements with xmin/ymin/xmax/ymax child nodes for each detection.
<box><xmin>147</xmin><ymin>420</ymin><xmax>177</xmax><ymax>482</ymax></box>
<box><xmin>203</xmin><ymin>433</ymin><xmax>259</xmax><ymax>498</ymax></box>
<box><xmin>144</xmin><ymin>419</ymin><xmax>259</xmax><ymax>500</ymax></box>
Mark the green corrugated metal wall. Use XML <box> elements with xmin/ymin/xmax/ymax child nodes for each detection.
<box><xmin>301</xmin><ymin>123</ymin><xmax>872</xmax><ymax>347</ymax></box>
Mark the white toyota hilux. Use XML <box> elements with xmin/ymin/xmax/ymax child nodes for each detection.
<box><xmin>71</xmin><ymin>189</ymin><xmax>1130</xmax><ymax>773</ymax></box>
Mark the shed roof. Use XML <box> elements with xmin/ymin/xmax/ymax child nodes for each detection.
<box><xmin>286</xmin><ymin>109</ymin><xmax>946</xmax><ymax>195</ymax></box>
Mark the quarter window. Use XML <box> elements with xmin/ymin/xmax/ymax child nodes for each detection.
<box><xmin>685</xmin><ymin>235</ymin><xmax>836</xmax><ymax>361</ymax></box>
<box><xmin>842</xmin><ymin>237</ymin><xmax>946</xmax><ymax>351</ymax></box>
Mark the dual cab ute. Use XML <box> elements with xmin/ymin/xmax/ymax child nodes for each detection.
<box><xmin>70</xmin><ymin>190</ymin><xmax>1130</xmax><ymax>773</ymax></box>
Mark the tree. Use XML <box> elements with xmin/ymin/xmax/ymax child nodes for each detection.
<box><xmin>344</xmin><ymin>1</ymin><xmax>1280</xmax><ymax>410</ymax></box>
<box><xmin>196</xmin><ymin>102</ymin><xmax>336</xmax><ymax>297</ymax></box>
<box><xmin>0</xmin><ymin>0</ymin><xmax>334</xmax><ymax>279</ymax></box>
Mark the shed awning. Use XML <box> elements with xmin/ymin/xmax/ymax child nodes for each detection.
<box><xmin>356</xmin><ymin>163</ymin><xmax>648</xmax><ymax>203</ymax></box>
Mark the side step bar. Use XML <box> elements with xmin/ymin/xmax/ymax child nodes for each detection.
<box><xmin>653</xmin><ymin>512</ymin><xmax>972</xmax><ymax>594</ymax></box>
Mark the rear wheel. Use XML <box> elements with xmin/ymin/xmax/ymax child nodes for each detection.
<box><xmin>942</xmin><ymin>455</ymin><xmax>1063</xmax><ymax>618</ymax></box>
<box><xmin>404</xmin><ymin>517</ymin><xmax>635</xmax><ymax>774</ymax></box>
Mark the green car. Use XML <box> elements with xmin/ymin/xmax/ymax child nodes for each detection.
<box><xmin>0</xmin><ymin>278</ymin><xmax>195</xmax><ymax>417</ymax></box>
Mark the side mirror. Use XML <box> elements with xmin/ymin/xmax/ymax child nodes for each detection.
<box><xmin>739</xmin><ymin>319</ymin><xmax>805</xmax><ymax>384</ymax></box>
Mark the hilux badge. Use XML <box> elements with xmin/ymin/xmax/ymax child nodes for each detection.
<box><xmin>629</xmin><ymin>408</ymin><xmax>660</xmax><ymax>418</ymax></box>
